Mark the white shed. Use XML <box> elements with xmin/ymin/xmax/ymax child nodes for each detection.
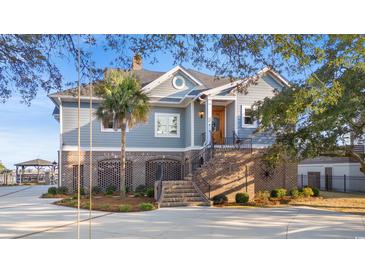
<box><xmin>298</xmin><ymin>157</ymin><xmax>365</xmax><ymax>192</ymax></box>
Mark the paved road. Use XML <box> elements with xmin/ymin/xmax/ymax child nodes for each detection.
<box><xmin>0</xmin><ymin>185</ymin><xmax>364</xmax><ymax>239</ymax></box>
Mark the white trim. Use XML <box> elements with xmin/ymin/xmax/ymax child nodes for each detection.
<box><xmin>154</xmin><ymin>112</ymin><xmax>181</xmax><ymax>138</ymax></box>
<box><xmin>258</xmin><ymin>67</ymin><xmax>290</xmax><ymax>87</ymax></box>
<box><xmin>191</xmin><ymin>101</ymin><xmax>195</xmax><ymax>146</ymax></box>
<box><xmin>100</xmin><ymin>120</ymin><xmax>129</xmax><ymax>132</ymax></box>
<box><xmin>224</xmin><ymin>107</ymin><xmax>227</xmax><ymax>138</ymax></box>
<box><xmin>241</xmin><ymin>105</ymin><xmax>257</xmax><ymax>128</ymax></box>
<box><xmin>252</xmin><ymin>144</ymin><xmax>270</xmax><ymax>149</ymax></box>
<box><xmin>210</xmin><ymin>95</ymin><xmax>236</xmax><ymax>100</ymax></box>
<box><xmin>172</xmin><ymin>75</ymin><xmax>186</xmax><ymax>90</ymax></box>
<box><xmin>234</xmin><ymin>93</ymin><xmax>238</xmax><ymax>133</ymax></box>
<box><xmin>298</xmin><ymin>163</ymin><xmax>362</xmax><ymax>167</ymax></box>
<box><xmin>59</xmin><ymin>101</ymin><xmax>63</xmax><ymax>187</ymax></box>
<box><xmin>202</xmin><ymin>79</ymin><xmax>245</xmax><ymax>97</ymax></box>
<box><xmin>141</xmin><ymin>65</ymin><xmax>203</xmax><ymax>92</ymax></box>
<box><xmin>62</xmin><ymin>145</ymin><xmax>203</xmax><ymax>152</ymax></box>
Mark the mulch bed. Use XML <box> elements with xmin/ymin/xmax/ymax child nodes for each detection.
<box><xmin>55</xmin><ymin>195</ymin><xmax>156</xmax><ymax>212</ymax></box>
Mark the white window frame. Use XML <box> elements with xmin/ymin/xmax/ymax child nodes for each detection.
<box><xmin>241</xmin><ymin>105</ymin><xmax>257</xmax><ymax>128</ymax></box>
<box><xmin>101</xmin><ymin>119</ymin><xmax>129</xmax><ymax>133</ymax></box>
<box><xmin>172</xmin><ymin>75</ymin><xmax>186</xmax><ymax>90</ymax></box>
<box><xmin>154</xmin><ymin>113</ymin><xmax>180</xmax><ymax>138</ymax></box>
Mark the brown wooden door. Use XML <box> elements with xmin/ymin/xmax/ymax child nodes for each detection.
<box><xmin>212</xmin><ymin>106</ymin><xmax>225</xmax><ymax>144</ymax></box>
<box><xmin>307</xmin><ymin>172</ymin><xmax>320</xmax><ymax>189</ymax></box>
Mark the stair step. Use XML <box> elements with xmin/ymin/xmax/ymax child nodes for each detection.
<box><xmin>163</xmin><ymin>193</ymin><xmax>201</xmax><ymax>198</ymax></box>
<box><xmin>160</xmin><ymin>201</ymin><xmax>211</xmax><ymax>207</ymax></box>
<box><xmin>162</xmin><ymin>197</ymin><xmax>204</xmax><ymax>202</ymax></box>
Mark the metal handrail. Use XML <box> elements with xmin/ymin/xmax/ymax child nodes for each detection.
<box><xmin>156</xmin><ymin>163</ymin><xmax>164</xmax><ymax>202</ymax></box>
<box><xmin>196</xmin><ymin>172</ymin><xmax>211</xmax><ymax>200</ymax></box>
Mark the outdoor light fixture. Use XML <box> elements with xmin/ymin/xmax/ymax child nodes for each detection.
<box><xmin>199</xmin><ymin>110</ymin><xmax>204</xmax><ymax>119</ymax></box>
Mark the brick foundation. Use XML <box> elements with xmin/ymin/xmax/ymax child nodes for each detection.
<box><xmin>60</xmin><ymin>150</ymin><xmax>196</xmax><ymax>192</ymax></box>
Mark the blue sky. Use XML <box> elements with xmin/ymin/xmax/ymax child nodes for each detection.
<box><xmin>0</xmin><ymin>38</ymin><xmax>215</xmax><ymax>169</ymax></box>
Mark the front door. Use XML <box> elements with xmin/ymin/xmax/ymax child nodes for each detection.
<box><xmin>212</xmin><ymin>106</ymin><xmax>225</xmax><ymax>144</ymax></box>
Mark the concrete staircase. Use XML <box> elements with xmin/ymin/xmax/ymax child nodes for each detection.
<box><xmin>158</xmin><ymin>179</ymin><xmax>211</xmax><ymax>207</ymax></box>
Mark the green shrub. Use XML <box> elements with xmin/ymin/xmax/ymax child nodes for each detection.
<box><xmin>289</xmin><ymin>188</ymin><xmax>300</xmax><ymax>198</ymax></box>
<box><xmin>106</xmin><ymin>185</ymin><xmax>117</xmax><ymax>195</ymax></box>
<box><xmin>256</xmin><ymin>191</ymin><xmax>270</xmax><ymax>200</ymax></box>
<box><xmin>212</xmin><ymin>194</ymin><xmax>228</xmax><ymax>205</ymax></box>
<box><xmin>312</xmin><ymin>187</ymin><xmax>320</xmax><ymax>197</ymax></box>
<box><xmin>270</xmin><ymin>188</ymin><xmax>287</xmax><ymax>198</ymax></box>
<box><xmin>118</xmin><ymin>204</ymin><xmax>132</xmax><ymax>212</ymax></box>
<box><xmin>57</xmin><ymin>186</ymin><xmax>69</xmax><ymax>195</ymax></box>
<box><xmin>134</xmin><ymin>192</ymin><xmax>142</xmax><ymax>197</ymax></box>
<box><xmin>99</xmin><ymin>204</ymin><xmax>110</xmax><ymax>210</ymax></box>
<box><xmin>135</xmin><ymin>185</ymin><xmax>147</xmax><ymax>194</ymax></box>
<box><xmin>146</xmin><ymin>187</ymin><xmax>154</xmax><ymax>198</ymax></box>
<box><xmin>92</xmin><ymin>186</ymin><xmax>102</xmax><ymax>195</ymax></box>
<box><xmin>68</xmin><ymin>200</ymin><xmax>78</xmax><ymax>207</ymax></box>
<box><xmin>48</xmin><ymin>187</ymin><xmax>58</xmax><ymax>195</ymax></box>
<box><xmin>235</xmin><ymin>193</ymin><xmax>249</xmax><ymax>204</ymax></box>
<box><xmin>79</xmin><ymin>187</ymin><xmax>85</xmax><ymax>196</ymax></box>
<box><xmin>139</xmin><ymin>203</ymin><xmax>155</xmax><ymax>211</ymax></box>
<box><xmin>303</xmin><ymin>187</ymin><xmax>314</xmax><ymax>197</ymax></box>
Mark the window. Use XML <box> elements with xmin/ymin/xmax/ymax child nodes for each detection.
<box><xmin>155</xmin><ymin>113</ymin><xmax>180</xmax><ymax>138</ymax></box>
<box><xmin>172</xmin><ymin>75</ymin><xmax>186</xmax><ymax>90</ymax></box>
<box><xmin>241</xmin><ymin>105</ymin><xmax>257</xmax><ymax>128</ymax></box>
<box><xmin>101</xmin><ymin>118</ymin><xmax>128</xmax><ymax>132</ymax></box>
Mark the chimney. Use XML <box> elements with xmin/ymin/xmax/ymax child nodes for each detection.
<box><xmin>132</xmin><ymin>54</ymin><xmax>142</xmax><ymax>70</ymax></box>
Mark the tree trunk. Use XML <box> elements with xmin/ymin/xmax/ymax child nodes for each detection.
<box><xmin>120</xmin><ymin>119</ymin><xmax>127</xmax><ymax>198</ymax></box>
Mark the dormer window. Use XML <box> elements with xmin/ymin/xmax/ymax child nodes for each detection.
<box><xmin>172</xmin><ymin>75</ymin><xmax>185</xmax><ymax>90</ymax></box>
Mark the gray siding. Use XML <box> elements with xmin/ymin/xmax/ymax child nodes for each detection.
<box><xmin>185</xmin><ymin>103</ymin><xmax>192</xmax><ymax>147</ymax></box>
<box><xmin>226</xmin><ymin>101</ymin><xmax>235</xmax><ymax>139</ymax></box>
<box><xmin>236</xmin><ymin>74</ymin><xmax>284</xmax><ymax>145</ymax></box>
<box><xmin>62</xmin><ymin>102</ymin><xmax>186</xmax><ymax>148</ymax></box>
<box><xmin>148</xmin><ymin>71</ymin><xmax>196</xmax><ymax>98</ymax></box>
<box><xmin>194</xmin><ymin>101</ymin><xmax>205</xmax><ymax>146</ymax></box>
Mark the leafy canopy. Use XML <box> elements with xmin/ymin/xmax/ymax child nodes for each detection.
<box><xmin>96</xmin><ymin>70</ymin><xmax>150</xmax><ymax>128</ymax></box>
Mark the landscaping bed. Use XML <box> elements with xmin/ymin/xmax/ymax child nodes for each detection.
<box><xmin>56</xmin><ymin>195</ymin><xmax>155</xmax><ymax>212</ymax></box>
<box><xmin>212</xmin><ymin>186</ymin><xmax>365</xmax><ymax>215</ymax></box>
<box><xmin>288</xmin><ymin>191</ymin><xmax>365</xmax><ymax>215</ymax></box>
<box><xmin>41</xmin><ymin>185</ymin><xmax>156</xmax><ymax>212</ymax></box>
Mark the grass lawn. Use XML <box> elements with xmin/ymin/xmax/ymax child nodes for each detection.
<box><xmin>55</xmin><ymin>195</ymin><xmax>156</xmax><ymax>212</ymax></box>
<box><xmin>289</xmin><ymin>191</ymin><xmax>365</xmax><ymax>215</ymax></box>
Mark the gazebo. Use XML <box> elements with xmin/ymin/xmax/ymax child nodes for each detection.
<box><xmin>15</xmin><ymin>159</ymin><xmax>57</xmax><ymax>184</ymax></box>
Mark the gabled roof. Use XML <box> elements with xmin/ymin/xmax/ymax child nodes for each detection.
<box><xmin>15</xmin><ymin>159</ymin><xmax>54</xmax><ymax>167</ymax></box>
<box><xmin>48</xmin><ymin>66</ymin><xmax>290</xmax><ymax>105</ymax></box>
<box><xmin>141</xmin><ymin>65</ymin><xmax>203</xmax><ymax>92</ymax></box>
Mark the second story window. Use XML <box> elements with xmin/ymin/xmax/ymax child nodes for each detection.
<box><xmin>155</xmin><ymin>113</ymin><xmax>180</xmax><ymax>138</ymax></box>
<box><xmin>101</xmin><ymin>118</ymin><xmax>128</xmax><ymax>132</ymax></box>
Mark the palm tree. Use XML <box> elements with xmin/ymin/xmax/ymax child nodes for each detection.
<box><xmin>96</xmin><ymin>70</ymin><xmax>150</xmax><ymax>197</ymax></box>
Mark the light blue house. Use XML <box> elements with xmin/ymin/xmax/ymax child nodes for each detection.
<box><xmin>49</xmin><ymin>56</ymin><xmax>289</xmax><ymax>193</ymax></box>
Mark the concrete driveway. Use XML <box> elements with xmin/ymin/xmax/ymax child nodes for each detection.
<box><xmin>0</xmin><ymin>185</ymin><xmax>364</xmax><ymax>239</ymax></box>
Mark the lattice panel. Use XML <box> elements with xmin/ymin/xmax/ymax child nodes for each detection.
<box><xmin>72</xmin><ymin>165</ymin><xmax>84</xmax><ymax>193</ymax></box>
<box><xmin>145</xmin><ymin>159</ymin><xmax>182</xmax><ymax>187</ymax></box>
<box><xmin>97</xmin><ymin>159</ymin><xmax>133</xmax><ymax>192</ymax></box>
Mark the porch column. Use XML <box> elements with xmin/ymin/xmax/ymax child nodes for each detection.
<box><xmin>205</xmin><ymin>97</ymin><xmax>213</xmax><ymax>144</ymax></box>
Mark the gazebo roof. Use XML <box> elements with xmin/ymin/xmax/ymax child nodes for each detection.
<box><xmin>14</xmin><ymin>158</ymin><xmax>54</xmax><ymax>167</ymax></box>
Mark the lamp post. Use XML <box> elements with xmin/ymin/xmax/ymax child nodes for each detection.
<box><xmin>52</xmin><ymin>161</ymin><xmax>57</xmax><ymax>185</ymax></box>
